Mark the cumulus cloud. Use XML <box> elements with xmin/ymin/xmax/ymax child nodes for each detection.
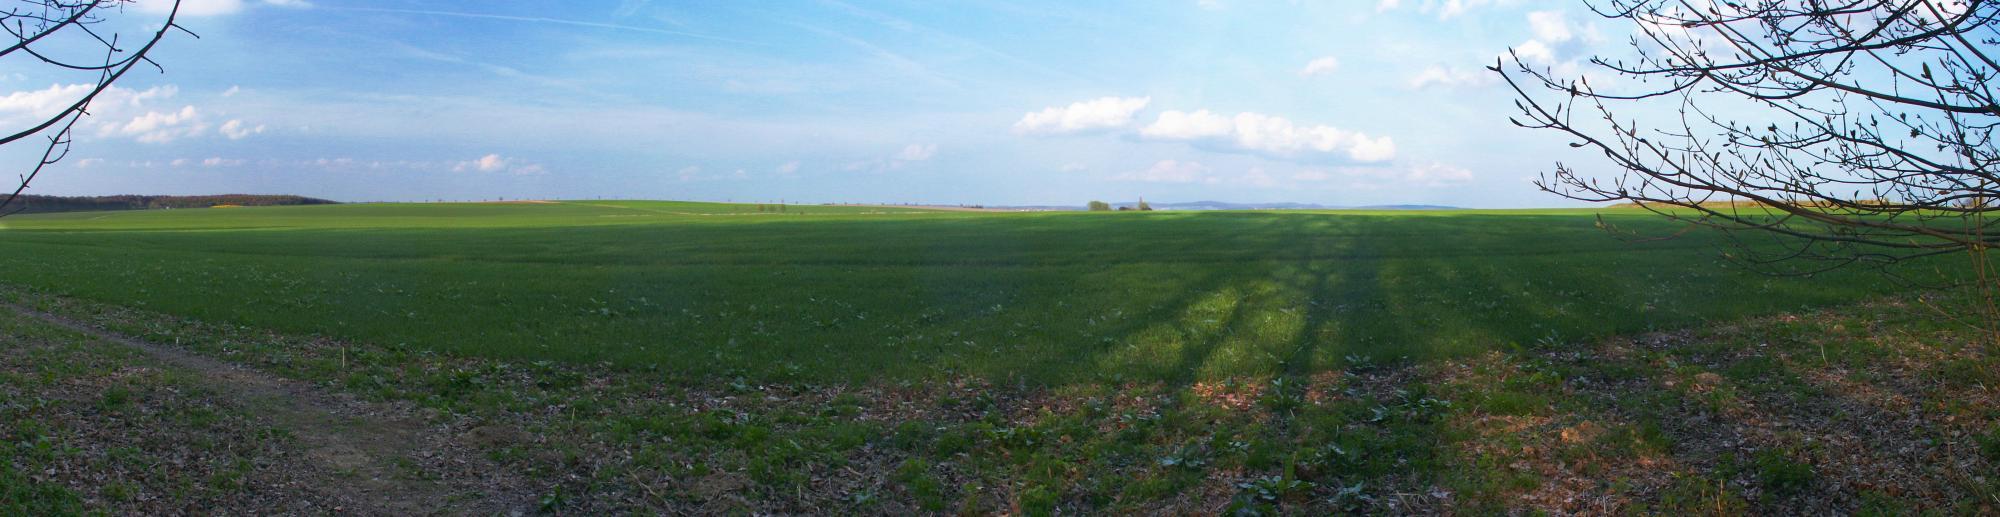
<box><xmin>452</xmin><ymin>153</ymin><xmax>545</xmax><ymax>175</ymax></box>
<box><xmin>0</xmin><ymin>83</ymin><xmax>250</xmax><ymax>143</ymax></box>
<box><xmin>219</xmin><ymin>119</ymin><xmax>266</xmax><ymax>139</ymax></box>
<box><xmin>1299</xmin><ymin>56</ymin><xmax>1340</xmax><ymax>77</ymax></box>
<box><xmin>0</xmin><ymin>83</ymin><xmax>177</xmax><ymax>129</ymax></box>
<box><xmin>1139</xmin><ymin>110</ymin><xmax>1396</xmax><ymax>162</ymax></box>
<box><xmin>0</xmin><ymin>83</ymin><xmax>92</xmax><ymax>119</ymax></box>
<box><xmin>107</xmin><ymin>106</ymin><xmax>208</xmax><ymax>143</ymax></box>
<box><xmin>1527</xmin><ymin>10</ymin><xmax>1574</xmax><ymax>43</ymax></box>
<box><xmin>1013</xmin><ymin>96</ymin><xmax>1152</xmax><ymax>135</ymax></box>
<box><xmin>456</xmin><ymin>153</ymin><xmax>509</xmax><ymax>172</ymax></box>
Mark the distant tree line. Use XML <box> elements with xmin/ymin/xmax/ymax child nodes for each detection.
<box><xmin>6</xmin><ymin>194</ymin><xmax>337</xmax><ymax>214</ymax></box>
<box><xmin>1087</xmin><ymin>199</ymin><xmax>1154</xmax><ymax>211</ymax></box>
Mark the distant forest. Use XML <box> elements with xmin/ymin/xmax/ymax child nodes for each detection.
<box><xmin>5</xmin><ymin>194</ymin><xmax>338</xmax><ymax>214</ymax></box>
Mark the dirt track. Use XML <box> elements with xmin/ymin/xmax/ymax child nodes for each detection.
<box><xmin>2</xmin><ymin>302</ymin><xmax>536</xmax><ymax>515</ymax></box>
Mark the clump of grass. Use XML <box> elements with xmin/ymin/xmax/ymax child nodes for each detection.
<box><xmin>1752</xmin><ymin>449</ymin><xmax>1814</xmax><ymax>495</ymax></box>
<box><xmin>1977</xmin><ymin>426</ymin><xmax>2000</xmax><ymax>463</ymax></box>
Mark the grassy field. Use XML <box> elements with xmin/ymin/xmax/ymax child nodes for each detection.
<box><xmin>2</xmin><ymin>200</ymin><xmax>1993</xmax><ymax>514</ymax></box>
<box><xmin>0</xmin><ymin>201</ymin><xmax>1939</xmax><ymax>383</ymax></box>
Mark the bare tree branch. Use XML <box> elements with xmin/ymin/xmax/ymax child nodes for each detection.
<box><xmin>0</xmin><ymin>0</ymin><xmax>184</xmax><ymax>216</ymax></box>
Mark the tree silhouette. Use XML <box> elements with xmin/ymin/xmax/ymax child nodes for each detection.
<box><xmin>0</xmin><ymin>0</ymin><xmax>189</xmax><ymax>217</ymax></box>
<box><xmin>1501</xmin><ymin>0</ymin><xmax>1998</xmax><ymax>276</ymax></box>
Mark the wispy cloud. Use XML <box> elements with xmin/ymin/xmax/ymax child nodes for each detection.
<box><xmin>332</xmin><ymin>7</ymin><xmax>756</xmax><ymax>45</ymax></box>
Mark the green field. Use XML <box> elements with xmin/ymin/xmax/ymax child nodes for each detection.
<box><xmin>4</xmin><ymin>200</ymin><xmax>1995</xmax><ymax>514</ymax></box>
<box><xmin>0</xmin><ymin>201</ymin><xmax>1936</xmax><ymax>382</ymax></box>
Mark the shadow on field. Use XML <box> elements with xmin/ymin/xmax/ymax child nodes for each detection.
<box><xmin>0</xmin><ymin>209</ymin><xmax>1955</xmax><ymax>384</ymax></box>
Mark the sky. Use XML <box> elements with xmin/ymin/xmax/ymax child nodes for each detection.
<box><xmin>0</xmin><ymin>0</ymin><xmax>1629</xmax><ymax>207</ymax></box>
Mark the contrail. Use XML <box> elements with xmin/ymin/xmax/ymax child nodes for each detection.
<box><xmin>331</xmin><ymin>7</ymin><xmax>755</xmax><ymax>45</ymax></box>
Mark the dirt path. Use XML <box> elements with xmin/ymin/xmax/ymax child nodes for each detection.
<box><xmin>2</xmin><ymin>302</ymin><xmax>536</xmax><ymax>515</ymax></box>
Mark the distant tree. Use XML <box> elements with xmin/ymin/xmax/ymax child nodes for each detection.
<box><xmin>1500</xmin><ymin>0</ymin><xmax>2000</xmax><ymax>339</ymax></box>
<box><xmin>0</xmin><ymin>1</ymin><xmax>190</xmax><ymax>217</ymax></box>
<box><xmin>1087</xmin><ymin>200</ymin><xmax>1112</xmax><ymax>211</ymax></box>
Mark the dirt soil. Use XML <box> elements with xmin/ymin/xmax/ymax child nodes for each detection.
<box><xmin>2</xmin><ymin>302</ymin><xmax>538</xmax><ymax>515</ymax></box>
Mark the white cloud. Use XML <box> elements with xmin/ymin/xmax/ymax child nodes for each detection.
<box><xmin>221</xmin><ymin>85</ymin><xmax>241</xmax><ymax>97</ymax></box>
<box><xmin>776</xmin><ymin>160</ymin><xmax>800</xmax><ymax>175</ymax></box>
<box><xmin>1299</xmin><ymin>56</ymin><xmax>1340</xmax><ymax>77</ymax></box>
<box><xmin>0</xmin><ymin>84</ymin><xmax>230</xmax><ymax>143</ymax></box>
<box><xmin>1526</xmin><ymin>10</ymin><xmax>1573</xmax><ymax>43</ymax></box>
<box><xmin>456</xmin><ymin>153</ymin><xmax>509</xmax><ymax>172</ymax></box>
<box><xmin>262</xmin><ymin>0</ymin><xmax>312</xmax><ymax>7</ymax></box>
<box><xmin>0</xmin><ymin>83</ymin><xmax>92</xmax><ymax>119</ymax></box>
<box><xmin>1197</xmin><ymin>0</ymin><xmax>1224</xmax><ymax>10</ymax></box>
<box><xmin>1139</xmin><ymin>110</ymin><xmax>1396</xmax><ymax>162</ymax></box>
<box><xmin>1059</xmin><ymin>162</ymin><xmax>1088</xmax><ymax>172</ymax></box>
<box><xmin>1507</xmin><ymin>10</ymin><xmax>1606</xmax><ymax>79</ymax></box>
<box><xmin>1118</xmin><ymin>160</ymin><xmax>1208</xmax><ymax>183</ymax></box>
<box><xmin>452</xmin><ymin>153</ymin><xmax>545</xmax><ymax>175</ymax></box>
<box><xmin>895</xmin><ymin>143</ymin><xmax>936</xmax><ymax>162</ymax></box>
<box><xmin>106</xmin><ymin>105</ymin><xmax>208</xmax><ymax>143</ymax></box>
<box><xmin>74</xmin><ymin>158</ymin><xmax>103</xmax><ymax>168</ymax></box>
<box><xmin>1013</xmin><ymin>96</ymin><xmax>1152</xmax><ymax>135</ymax></box>
<box><xmin>1513</xmin><ymin>40</ymin><xmax>1555</xmax><ymax>65</ymax></box>
<box><xmin>202</xmin><ymin>157</ymin><xmax>246</xmax><ymax>167</ymax></box>
<box><xmin>219</xmin><ymin>119</ymin><xmax>266</xmax><ymax>139</ymax></box>
<box><xmin>1375</xmin><ymin>0</ymin><xmax>1402</xmax><ymax>12</ymax></box>
<box><xmin>1407</xmin><ymin>65</ymin><xmax>1497</xmax><ymax>89</ymax></box>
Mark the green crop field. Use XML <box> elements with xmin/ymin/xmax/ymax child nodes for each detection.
<box><xmin>0</xmin><ymin>202</ymin><xmax>1936</xmax><ymax>382</ymax></box>
<box><xmin>0</xmin><ymin>201</ymin><xmax>1939</xmax><ymax>382</ymax></box>
<box><xmin>4</xmin><ymin>200</ymin><xmax>1996</xmax><ymax>514</ymax></box>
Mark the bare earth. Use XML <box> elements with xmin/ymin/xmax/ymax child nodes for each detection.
<box><xmin>1</xmin><ymin>302</ymin><xmax>536</xmax><ymax>515</ymax></box>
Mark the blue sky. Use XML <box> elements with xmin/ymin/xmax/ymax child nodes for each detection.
<box><xmin>0</xmin><ymin>0</ymin><xmax>1622</xmax><ymax>207</ymax></box>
